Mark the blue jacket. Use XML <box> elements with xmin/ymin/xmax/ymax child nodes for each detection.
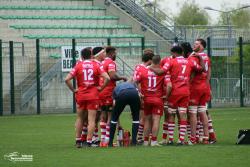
<box><xmin>112</xmin><ymin>82</ymin><xmax>138</xmax><ymax>99</ymax></box>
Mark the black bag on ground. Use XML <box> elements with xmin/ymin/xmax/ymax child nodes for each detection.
<box><xmin>236</xmin><ymin>129</ymin><xmax>250</xmax><ymax>144</ymax></box>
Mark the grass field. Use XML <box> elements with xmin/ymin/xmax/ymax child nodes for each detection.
<box><xmin>0</xmin><ymin>107</ymin><xmax>250</xmax><ymax>167</ymax></box>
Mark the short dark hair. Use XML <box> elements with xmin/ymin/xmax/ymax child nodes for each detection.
<box><xmin>142</xmin><ymin>52</ymin><xmax>154</xmax><ymax>62</ymax></box>
<box><xmin>170</xmin><ymin>45</ymin><xmax>183</xmax><ymax>54</ymax></box>
<box><xmin>92</xmin><ymin>46</ymin><xmax>104</xmax><ymax>56</ymax></box>
<box><xmin>143</xmin><ymin>48</ymin><xmax>154</xmax><ymax>54</ymax></box>
<box><xmin>81</xmin><ymin>47</ymin><xmax>92</xmax><ymax>59</ymax></box>
<box><xmin>196</xmin><ymin>38</ymin><xmax>206</xmax><ymax>48</ymax></box>
<box><xmin>152</xmin><ymin>55</ymin><xmax>161</xmax><ymax>65</ymax></box>
<box><xmin>106</xmin><ymin>46</ymin><xmax>116</xmax><ymax>55</ymax></box>
<box><xmin>181</xmin><ymin>42</ymin><xmax>193</xmax><ymax>58</ymax></box>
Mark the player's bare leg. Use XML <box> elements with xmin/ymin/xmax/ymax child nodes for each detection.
<box><xmin>99</xmin><ymin>110</ymin><xmax>107</xmax><ymax>144</ymax></box>
<box><xmin>188</xmin><ymin>106</ymin><xmax>198</xmax><ymax>144</ymax></box>
<box><xmin>104</xmin><ymin>105</ymin><xmax>113</xmax><ymax>144</ymax></box>
<box><xmin>150</xmin><ymin>114</ymin><xmax>161</xmax><ymax>146</ymax></box>
<box><xmin>107</xmin><ymin>110</ymin><xmax>112</xmax><ymax>125</ymax></box>
<box><xmin>115</xmin><ymin>120</ymin><xmax>123</xmax><ymax>146</ymax></box>
<box><xmin>143</xmin><ymin>115</ymin><xmax>152</xmax><ymax>146</ymax></box>
<box><xmin>198</xmin><ymin>106</ymin><xmax>209</xmax><ymax>144</ymax></box>
<box><xmin>75</xmin><ymin>108</ymin><xmax>87</xmax><ymax>148</ymax></box>
<box><xmin>167</xmin><ymin>108</ymin><xmax>176</xmax><ymax>145</ymax></box>
<box><xmin>92</xmin><ymin>110</ymin><xmax>101</xmax><ymax>144</ymax></box>
<box><xmin>159</xmin><ymin>107</ymin><xmax>168</xmax><ymax>145</ymax></box>
<box><xmin>177</xmin><ymin>107</ymin><xmax>188</xmax><ymax>145</ymax></box>
<box><xmin>186</xmin><ymin>112</ymin><xmax>191</xmax><ymax>139</ymax></box>
<box><xmin>87</xmin><ymin>109</ymin><xmax>97</xmax><ymax>147</ymax></box>
<box><xmin>176</xmin><ymin>111</ymin><xmax>181</xmax><ymax>131</ymax></box>
<box><xmin>100</xmin><ymin>110</ymin><xmax>108</xmax><ymax>122</ymax></box>
<box><xmin>79</xmin><ymin>110</ymin><xmax>88</xmax><ymax>144</ymax></box>
<box><xmin>207</xmin><ymin>110</ymin><xmax>217</xmax><ymax>143</ymax></box>
<box><xmin>137</xmin><ymin>109</ymin><xmax>145</xmax><ymax>144</ymax></box>
<box><xmin>80</xmin><ymin>123</ymin><xmax>88</xmax><ymax>144</ymax></box>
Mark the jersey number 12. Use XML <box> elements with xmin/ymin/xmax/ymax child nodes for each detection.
<box><xmin>83</xmin><ymin>69</ymin><xmax>94</xmax><ymax>81</ymax></box>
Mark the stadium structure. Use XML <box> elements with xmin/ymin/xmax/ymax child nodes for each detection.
<box><xmin>0</xmin><ymin>0</ymin><xmax>248</xmax><ymax>115</ymax></box>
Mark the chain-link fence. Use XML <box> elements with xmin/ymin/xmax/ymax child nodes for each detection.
<box><xmin>0</xmin><ymin>35</ymin><xmax>249</xmax><ymax>115</ymax></box>
<box><xmin>210</xmin><ymin>35</ymin><xmax>250</xmax><ymax>107</ymax></box>
<box><xmin>0</xmin><ymin>37</ymin><xmax>146</xmax><ymax>115</ymax></box>
<box><xmin>1</xmin><ymin>41</ymin><xmax>37</xmax><ymax>115</ymax></box>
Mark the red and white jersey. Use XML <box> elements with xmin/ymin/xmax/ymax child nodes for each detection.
<box><xmin>162</xmin><ymin>73</ymin><xmax>171</xmax><ymax>97</ymax></box>
<box><xmin>160</xmin><ymin>56</ymin><xmax>172</xmax><ymax>68</ymax></box>
<box><xmin>99</xmin><ymin>57</ymin><xmax>117</xmax><ymax>97</ymax></box>
<box><xmin>189</xmin><ymin>52</ymin><xmax>211</xmax><ymax>90</ymax></box>
<box><xmin>92</xmin><ymin>59</ymin><xmax>102</xmax><ymax>67</ymax></box>
<box><xmin>133</xmin><ymin>63</ymin><xmax>147</xmax><ymax>81</ymax></box>
<box><xmin>75</xmin><ymin>59</ymin><xmax>83</xmax><ymax>66</ymax></box>
<box><xmin>160</xmin><ymin>57</ymin><xmax>172</xmax><ymax>97</ymax></box>
<box><xmin>92</xmin><ymin>59</ymin><xmax>103</xmax><ymax>86</ymax></box>
<box><xmin>163</xmin><ymin>56</ymin><xmax>202</xmax><ymax>95</ymax></box>
<box><xmin>160</xmin><ymin>56</ymin><xmax>172</xmax><ymax>85</ymax></box>
<box><xmin>134</xmin><ymin>67</ymin><xmax>168</xmax><ymax>98</ymax></box>
<box><xmin>70</xmin><ymin>60</ymin><xmax>104</xmax><ymax>100</ymax></box>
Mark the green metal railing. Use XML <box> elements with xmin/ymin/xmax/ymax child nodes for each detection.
<box><xmin>72</xmin><ymin>39</ymin><xmax>76</xmax><ymax>113</ymax></box>
<box><xmin>0</xmin><ymin>40</ymin><xmax>2</xmax><ymax>116</ymax></box>
<box><xmin>36</xmin><ymin>39</ymin><xmax>41</xmax><ymax>114</ymax></box>
<box><xmin>9</xmin><ymin>41</ymin><xmax>15</xmax><ymax>115</ymax></box>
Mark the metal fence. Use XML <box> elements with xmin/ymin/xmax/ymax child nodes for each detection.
<box><xmin>211</xmin><ymin>78</ymin><xmax>250</xmax><ymax>107</ymax></box>
<box><xmin>0</xmin><ymin>36</ymin><xmax>249</xmax><ymax>116</ymax></box>
<box><xmin>0</xmin><ymin>37</ymin><xmax>145</xmax><ymax>115</ymax></box>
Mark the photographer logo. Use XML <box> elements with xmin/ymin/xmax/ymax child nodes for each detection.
<box><xmin>4</xmin><ymin>152</ymin><xmax>33</xmax><ymax>162</ymax></box>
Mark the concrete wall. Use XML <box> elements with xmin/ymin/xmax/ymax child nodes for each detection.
<box><xmin>0</xmin><ymin>9</ymin><xmax>105</xmax><ymax>16</ymax></box>
<box><xmin>14</xmin><ymin>72</ymin><xmax>73</xmax><ymax>114</ymax></box>
<box><xmin>0</xmin><ymin>0</ymin><xmax>171</xmax><ymax>114</ymax></box>
<box><xmin>0</xmin><ymin>0</ymin><xmax>93</xmax><ymax>6</ymax></box>
<box><xmin>10</xmin><ymin>28</ymin><xmax>132</xmax><ymax>36</ymax></box>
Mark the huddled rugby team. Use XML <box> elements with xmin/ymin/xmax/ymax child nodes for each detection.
<box><xmin>65</xmin><ymin>38</ymin><xmax>217</xmax><ymax>148</ymax></box>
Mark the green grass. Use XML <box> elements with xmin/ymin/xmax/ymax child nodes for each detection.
<box><xmin>0</xmin><ymin>108</ymin><xmax>250</xmax><ymax>167</ymax></box>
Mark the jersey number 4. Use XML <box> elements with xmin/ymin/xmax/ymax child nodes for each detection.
<box><xmin>83</xmin><ymin>69</ymin><xmax>94</xmax><ymax>81</ymax></box>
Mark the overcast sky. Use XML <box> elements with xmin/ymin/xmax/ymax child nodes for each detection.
<box><xmin>158</xmin><ymin>0</ymin><xmax>250</xmax><ymax>23</ymax></box>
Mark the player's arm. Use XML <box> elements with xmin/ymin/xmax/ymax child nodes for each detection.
<box><xmin>64</xmin><ymin>73</ymin><xmax>77</xmax><ymax>93</ymax></box>
<box><xmin>164</xmin><ymin>74</ymin><xmax>172</xmax><ymax>99</ymax></box>
<box><xmin>131</xmin><ymin>72</ymin><xmax>143</xmax><ymax>98</ymax></box>
<box><xmin>190</xmin><ymin>72</ymin><xmax>195</xmax><ymax>82</ymax></box>
<box><xmin>135</xmin><ymin>83</ymin><xmax>144</xmax><ymax>99</ymax></box>
<box><xmin>149</xmin><ymin>66</ymin><xmax>165</xmax><ymax>75</ymax></box>
<box><xmin>196</xmin><ymin>54</ymin><xmax>205</xmax><ymax>71</ymax></box>
<box><xmin>131</xmin><ymin>76</ymin><xmax>139</xmax><ymax>88</ymax></box>
<box><xmin>109</xmin><ymin>71</ymin><xmax>127</xmax><ymax>81</ymax></box>
<box><xmin>107</xmin><ymin>62</ymin><xmax>127</xmax><ymax>81</ymax></box>
<box><xmin>98</xmin><ymin>72</ymin><xmax>110</xmax><ymax>91</ymax></box>
<box><xmin>206</xmin><ymin>65</ymin><xmax>211</xmax><ymax>85</ymax></box>
<box><xmin>166</xmin><ymin>82</ymin><xmax>172</xmax><ymax>100</ymax></box>
<box><xmin>190</xmin><ymin>54</ymin><xmax>205</xmax><ymax>72</ymax></box>
<box><xmin>151</xmin><ymin>61</ymin><xmax>171</xmax><ymax>75</ymax></box>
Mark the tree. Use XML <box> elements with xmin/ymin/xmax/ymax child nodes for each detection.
<box><xmin>217</xmin><ymin>6</ymin><xmax>250</xmax><ymax>28</ymax></box>
<box><xmin>231</xmin><ymin>9</ymin><xmax>250</xmax><ymax>28</ymax></box>
<box><xmin>174</xmin><ymin>1</ymin><xmax>209</xmax><ymax>25</ymax></box>
<box><xmin>233</xmin><ymin>44</ymin><xmax>250</xmax><ymax>63</ymax></box>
